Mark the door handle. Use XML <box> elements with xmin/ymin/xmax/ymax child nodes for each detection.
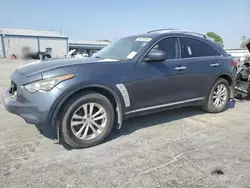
<box><xmin>175</xmin><ymin>66</ymin><xmax>186</xmax><ymax>71</ymax></box>
<box><xmin>210</xmin><ymin>63</ymin><xmax>219</xmax><ymax>67</ymax></box>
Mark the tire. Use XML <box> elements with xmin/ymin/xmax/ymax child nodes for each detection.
<box><xmin>202</xmin><ymin>78</ymin><xmax>230</xmax><ymax>113</ymax></box>
<box><xmin>61</xmin><ymin>92</ymin><xmax>115</xmax><ymax>149</ymax></box>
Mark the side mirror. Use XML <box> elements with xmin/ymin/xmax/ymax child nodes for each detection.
<box><xmin>144</xmin><ymin>49</ymin><xmax>167</xmax><ymax>62</ymax></box>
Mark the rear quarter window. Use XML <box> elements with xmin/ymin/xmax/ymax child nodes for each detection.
<box><xmin>180</xmin><ymin>37</ymin><xmax>221</xmax><ymax>58</ymax></box>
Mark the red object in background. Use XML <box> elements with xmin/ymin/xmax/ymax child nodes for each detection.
<box><xmin>232</xmin><ymin>60</ymin><xmax>237</xmax><ymax>67</ymax></box>
<box><xmin>10</xmin><ymin>54</ymin><xmax>17</xmax><ymax>59</ymax></box>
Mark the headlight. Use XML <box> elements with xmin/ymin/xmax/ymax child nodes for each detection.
<box><xmin>24</xmin><ymin>74</ymin><xmax>75</xmax><ymax>93</ymax></box>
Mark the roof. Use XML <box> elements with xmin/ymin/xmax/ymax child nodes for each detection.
<box><xmin>0</xmin><ymin>28</ymin><xmax>68</xmax><ymax>38</ymax></box>
<box><xmin>147</xmin><ymin>29</ymin><xmax>207</xmax><ymax>38</ymax></box>
<box><xmin>119</xmin><ymin>30</ymin><xmax>209</xmax><ymax>40</ymax></box>
<box><xmin>69</xmin><ymin>40</ymin><xmax>110</xmax><ymax>45</ymax></box>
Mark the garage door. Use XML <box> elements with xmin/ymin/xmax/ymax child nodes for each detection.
<box><xmin>4</xmin><ymin>37</ymin><xmax>38</xmax><ymax>58</ymax></box>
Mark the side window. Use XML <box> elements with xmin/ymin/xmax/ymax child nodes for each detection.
<box><xmin>180</xmin><ymin>38</ymin><xmax>221</xmax><ymax>58</ymax></box>
<box><xmin>151</xmin><ymin>37</ymin><xmax>180</xmax><ymax>60</ymax></box>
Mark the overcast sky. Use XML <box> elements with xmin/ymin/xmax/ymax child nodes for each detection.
<box><xmin>0</xmin><ymin>0</ymin><xmax>249</xmax><ymax>49</ymax></box>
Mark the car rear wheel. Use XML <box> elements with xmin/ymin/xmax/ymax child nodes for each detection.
<box><xmin>203</xmin><ymin>78</ymin><xmax>230</xmax><ymax>113</ymax></box>
<box><xmin>61</xmin><ymin>92</ymin><xmax>114</xmax><ymax>149</ymax></box>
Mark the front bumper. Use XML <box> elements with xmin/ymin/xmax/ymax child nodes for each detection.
<box><xmin>3</xmin><ymin>88</ymin><xmax>39</xmax><ymax>124</ymax></box>
<box><xmin>2</xmin><ymin>82</ymin><xmax>64</xmax><ymax>125</ymax></box>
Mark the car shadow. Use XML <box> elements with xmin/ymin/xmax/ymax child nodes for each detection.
<box><xmin>105</xmin><ymin>106</ymin><xmax>204</xmax><ymax>142</ymax></box>
<box><xmin>105</xmin><ymin>99</ymin><xmax>237</xmax><ymax>144</ymax></box>
<box><xmin>35</xmin><ymin>100</ymin><xmax>237</xmax><ymax>150</ymax></box>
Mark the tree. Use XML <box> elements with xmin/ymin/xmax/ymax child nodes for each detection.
<box><xmin>206</xmin><ymin>32</ymin><xmax>224</xmax><ymax>47</ymax></box>
<box><xmin>241</xmin><ymin>36</ymin><xmax>246</xmax><ymax>43</ymax></box>
<box><xmin>240</xmin><ymin>36</ymin><xmax>249</xmax><ymax>49</ymax></box>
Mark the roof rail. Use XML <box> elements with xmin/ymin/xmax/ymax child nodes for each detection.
<box><xmin>147</xmin><ymin>28</ymin><xmax>177</xmax><ymax>33</ymax></box>
<box><xmin>147</xmin><ymin>29</ymin><xmax>207</xmax><ymax>38</ymax></box>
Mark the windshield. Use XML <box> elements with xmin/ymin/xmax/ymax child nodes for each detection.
<box><xmin>93</xmin><ymin>36</ymin><xmax>152</xmax><ymax>60</ymax></box>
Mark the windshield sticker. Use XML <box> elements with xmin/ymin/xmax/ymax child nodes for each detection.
<box><xmin>135</xmin><ymin>37</ymin><xmax>152</xmax><ymax>42</ymax></box>
<box><xmin>127</xmin><ymin>51</ymin><xmax>137</xmax><ymax>59</ymax></box>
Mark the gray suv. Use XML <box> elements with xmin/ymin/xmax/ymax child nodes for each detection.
<box><xmin>3</xmin><ymin>29</ymin><xmax>236</xmax><ymax>148</ymax></box>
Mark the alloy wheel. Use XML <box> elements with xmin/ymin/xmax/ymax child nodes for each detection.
<box><xmin>70</xmin><ymin>103</ymin><xmax>107</xmax><ymax>140</ymax></box>
<box><xmin>212</xmin><ymin>84</ymin><xmax>228</xmax><ymax>108</ymax></box>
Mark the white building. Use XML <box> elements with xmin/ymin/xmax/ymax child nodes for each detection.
<box><xmin>0</xmin><ymin>28</ymin><xmax>68</xmax><ymax>58</ymax></box>
<box><xmin>69</xmin><ymin>40</ymin><xmax>110</xmax><ymax>56</ymax></box>
<box><xmin>226</xmin><ymin>48</ymin><xmax>250</xmax><ymax>61</ymax></box>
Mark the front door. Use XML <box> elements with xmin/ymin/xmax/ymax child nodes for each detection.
<box><xmin>124</xmin><ymin>37</ymin><xmax>193</xmax><ymax>112</ymax></box>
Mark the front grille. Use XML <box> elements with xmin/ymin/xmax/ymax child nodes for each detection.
<box><xmin>9</xmin><ymin>80</ymin><xmax>17</xmax><ymax>96</ymax></box>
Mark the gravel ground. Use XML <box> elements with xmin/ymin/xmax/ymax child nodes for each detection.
<box><xmin>0</xmin><ymin>59</ymin><xmax>250</xmax><ymax>188</ymax></box>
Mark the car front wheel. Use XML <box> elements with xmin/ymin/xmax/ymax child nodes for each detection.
<box><xmin>61</xmin><ymin>92</ymin><xmax>115</xmax><ymax>149</ymax></box>
<box><xmin>203</xmin><ymin>78</ymin><xmax>230</xmax><ymax>113</ymax></box>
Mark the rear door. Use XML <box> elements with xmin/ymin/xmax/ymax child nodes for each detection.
<box><xmin>179</xmin><ymin>37</ymin><xmax>223</xmax><ymax>98</ymax></box>
<box><xmin>124</xmin><ymin>37</ymin><xmax>193</xmax><ymax>112</ymax></box>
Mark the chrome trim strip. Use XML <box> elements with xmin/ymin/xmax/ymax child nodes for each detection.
<box><xmin>125</xmin><ymin>97</ymin><xmax>205</xmax><ymax>114</ymax></box>
<box><xmin>116</xmin><ymin>84</ymin><xmax>131</xmax><ymax>107</ymax></box>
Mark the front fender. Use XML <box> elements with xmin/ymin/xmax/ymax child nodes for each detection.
<box><xmin>48</xmin><ymin>83</ymin><xmax>125</xmax><ymax>134</ymax></box>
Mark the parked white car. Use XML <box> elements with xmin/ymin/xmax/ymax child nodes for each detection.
<box><xmin>67</xmin><ymin>49</ymin><xmax>89</xmax><ymax>58</ymax></box>
<box><xmin>74</xmin><ymin>52</ymin><xmax>89</xmax><ymax>58</ymax></box>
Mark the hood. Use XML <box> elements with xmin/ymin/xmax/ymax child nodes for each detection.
<box><xmin>17</xmin><ymin>57</ymin><xmax>118</xmax><ymax>76</ymax></box>
<box><xmin>247</xmin><ymin>41</ymin><xmax>250</xmax><ymax>52</ymax></box>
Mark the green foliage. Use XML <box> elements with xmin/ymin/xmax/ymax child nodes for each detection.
<box><xmin>206</xmin><ymin>32</ymin><xmax>224</xmax><ymax>47</ymax></box>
